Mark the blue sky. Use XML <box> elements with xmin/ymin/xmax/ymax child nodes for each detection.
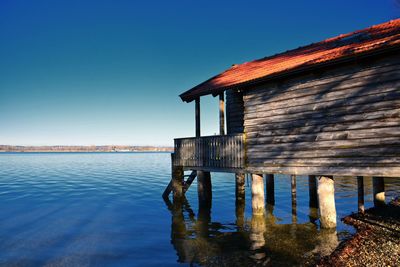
<box><xmin>0</xmin><ymin>0</ymin><xmax>399</xmax><ymax>146</ymax></box>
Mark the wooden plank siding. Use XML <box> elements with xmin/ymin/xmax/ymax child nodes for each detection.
<box><xmin>226</xmin><ymin>89</ymin><xmax>244</xmax><ymax>134</ymax></box>
<box><xmin>243</xmin><ymin>53</ymin><xmax>400</xmax><ymax>177</ymax></box>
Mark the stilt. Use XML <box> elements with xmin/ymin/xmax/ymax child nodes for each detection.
<box><xmin>318</xmin><ymin>176</ymin><xmax>337</xmax><ymax>229</ymax></box>
<box><xmin>235</xmin><ymin>173</ymin><xmax>245</xmax><ymax>202</ymax></box>
<box><xmin>235</xmin><ymin>173</ymin><xmax>245</xmax><ymax>229</ymax></box>
<box><xmin>198</xmin><ymin>171</ymin><xmax>212</xmax><ymax>209</ymax></box>
<box><xmin>308</xmin><ymin>175</ymin><xmax>318</xmax><ymax>209</ymax></box>
<box><xmin>372</xmin><ymin>177</ymin><xmax>385</xmax><ymax>207</ymax></box>
<box><xmin>308</xmin><ymin>175</ymin><xmax>318</xmax><ymax>223</ymax></box>
<box><xmin>163</xmin><ymin>153</ymin><xmax>184</xmax><ymax>200</ymax></box>
<box><xmin>291</xmin><ymin>175</ymin><xmax>297</xmax><ymax>223</ymax></box>
<box><xmin>172</xmin><ymin>165</ymin><xmax>184</xmax><ymax>202</ymax></box>
<box><xmin>266</xmin><ymin>174</ymin><xmax>275</xmax><ymax>205</ymax></box>
<box><xmin>357</xmin><ymin>176</ymin><xmax>365</xmax><ymax>213</ymax></box>
<box><xmin>251</xmin><ymin>174</ymin><xmax>265</xmax><ymax>216</ymax></box>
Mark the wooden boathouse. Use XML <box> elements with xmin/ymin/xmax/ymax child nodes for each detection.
<box><xmin>163</xmin><ymin>19</ymin><xmax>400</xmax><ymax>228</ymax></box>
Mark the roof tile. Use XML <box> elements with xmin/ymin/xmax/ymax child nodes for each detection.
<box><xmin>180</xmin><ymin>19</ymin><xmax>400</xmax><ymax>102</ymax></box>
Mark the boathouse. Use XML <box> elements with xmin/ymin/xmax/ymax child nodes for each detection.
<box><xmin>164</xmin><ymin>19</ymin><xmax>400</xmax><ymax>228</ymax></box>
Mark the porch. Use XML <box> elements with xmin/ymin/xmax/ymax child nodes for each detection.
<box><xmin>172</xmin><ymin>134</ymin><xmax>245</xmax><ymax>171</ymax></box>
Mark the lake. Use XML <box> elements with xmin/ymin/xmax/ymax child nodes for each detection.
<box><xmin>0</xmin><ymin>152</ymin><xmax>399</xmax><ymax>266</ymax></box>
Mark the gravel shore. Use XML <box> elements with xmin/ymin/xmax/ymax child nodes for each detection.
<box><xmin>318</xmin><ymin>198</ymin><xmax>400</xmax><ymax>266</ymax></box>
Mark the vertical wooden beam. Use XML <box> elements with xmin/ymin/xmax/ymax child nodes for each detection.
<box><xmin>291</xmin><ymin>174</ymin><xmax>297</xmax><ymax>223</ymax></box>
<box><xmin>219</xmin><ymin>93</ymin><xmax>225</xmax><ymax>135</ymax></box>
<box><xmin>198</xmin><ymin>171</ymin><xmax>212</xmax><ymax>209</ymax></box>
<box><xmin>357</xmin><ymin>176</ymin><xmax>365</xmax><ymax>213</ymax></box>
<box><xmin>235</xmin><ymin>173</ymin><xmax>245</xmax><ymax>202</ymax></box>
<box><xmin>171</xmin><ymin>165</ymin><xmax>184</xmax><ymax>202</ymax></box>
<box><xmin>266</xmin><ymin>174</ymin><xmax>275</xmax><ymax>205</ymax></box>
<box><xmin>251</xmin><ymin>174</ymin><xmax>265</xmax><ymax>216</ymax></box>
<box><xmin>308</xmin><ymin>175</ymin><xmax>318</xmax><ymax>223</ymax></box>
<box><xmin>195</xmin><ymin>97</ymin><xmax>201</xmax><ymax>137</ymax></box>
<box><xmin>308</xmin><ymin>175</ymin><xmax>318</xmax><ymax>208</ymax></box>
<box><xmin>235</xmin><ymin>173</ymin><xmax>245</xmax><ymax>229</ymax></box>
<box><xmin>372</xmin><ymin>177</ymin><xmax>385</xmax><ymax>207</ymax></box>
<box><xmin>318</xmin><ymin>176</ymin><xmax>337</xmax><ymax>228</ymax></box>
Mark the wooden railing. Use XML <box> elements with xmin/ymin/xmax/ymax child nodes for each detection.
<box><xmin>173</xmin><ymin>134</ymin><xmax>245</xmax><ymax>169</ymax></box>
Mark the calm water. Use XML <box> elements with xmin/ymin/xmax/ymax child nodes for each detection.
<box><xmin>0</xmin><ymin>153</ymin><xmax>399</xmax><ymax>266</ymax></box>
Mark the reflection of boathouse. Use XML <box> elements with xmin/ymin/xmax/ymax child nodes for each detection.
<box><xmin>163</xmin><ymin>18</ymin><xmax>400</xmax><ymax>259</ymax></box>
<box><xmin>165</xmin><ymin>197</ymin><xmax>339</xmax><ymax>266</ymax></box>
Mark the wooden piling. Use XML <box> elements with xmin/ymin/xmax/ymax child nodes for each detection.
<box><xmin>318</xmin><ymin>176</ymin><xmax>337</xmax><ymax>228</ymax></box>
<box><xmin>172</xmin><ymin>165</ymin><xmax>184</xmax><ymax>202</ymax></box>
<box><xmin>251</xmin><ymin>174</ymin><xmax>265</xmax><ymax>216</ymax></box>
<box><xmin>308</xmin><ymin>175</ymin><xmax>318</xmax><ymax>222</ymax></box>
<box><xmin>266</xmin><ymin>174</ymin><xmax>275</xmax><ymax>205</ymax></box>
<box><xmin>291</xmin><ymin>175</ymin><xmax>297</xmax><ymax>223</ymax></box>
<box><xmin>308</xmin><ymin>175</ymin><xmax>318</xmax><ymax>209</ymax></box>
<box><xmin>357</xmin><ymin>176</ymin><xmax>365</xmax><ymax>213</ymax></box>
<box><xmin>198</xmin><ymin>171</ymin><xmax>212</xmax><ymax>209</ymax></box>
<box><xmin>372</xmin><ymin>176</ymin><xmax>385</xmax><ymax>207</ymax></box>
<box><xmin>235</xmin><ymin>173</ymin><xmax>245</xmax><ymax>202</ymax></box>
<box><xmin>235</xmin><ymin>173</ymin><xmax>245</xmax><ymax>229</ymax></box>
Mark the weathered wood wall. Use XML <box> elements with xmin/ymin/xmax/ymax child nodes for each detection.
<box><xmin>243</xmin><ymin>52</ymin><xmax>400</xmax><ymax>177</ymax></box>
<box><xmin>226</xmin><ymin>89</ymin><xmax>244</xmax><ymax>134</ymax></box>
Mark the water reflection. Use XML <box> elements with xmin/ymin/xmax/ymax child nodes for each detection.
<box><xmin>167</xmin><ymin>196</ymin><xmax>251</xmax><ymax>265</ymax></box>
<box><xmin>165</xmin><ymin>175</ymin><xmax>400</xmax><ymax>266</ymax></box>
<box><xmin>165</xmin><ymin>196</ymin><xmax>339</xmax><ymax>266</ymax></box>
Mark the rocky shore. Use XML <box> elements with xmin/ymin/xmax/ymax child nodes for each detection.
<box><xmin>318</xmin><ymin>198</ymin><xmax>400</xmax><ymax>266</ymax></box>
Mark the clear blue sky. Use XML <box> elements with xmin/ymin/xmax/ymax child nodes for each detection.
<box><xmin>0</xmin><ymin>0</ymin><xmax>399</xmax><ymax>146</ymax></box>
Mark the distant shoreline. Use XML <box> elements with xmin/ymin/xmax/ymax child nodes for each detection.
<box><xmin>0</xmin><ymin>145</ymin><xmax>173</xmax><ymax>153</ymax></box>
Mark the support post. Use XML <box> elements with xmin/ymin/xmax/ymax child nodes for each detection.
<box><xmin>357</xmin><ymin>176</ymin><xmax>365</xmax><ymax>213</ymax></box>
<box><xmin>251</xmin><ymin>174</ymin><xmax>265</xmax><ymax>216</ymax></box>
<box><xmin>291</xmin><ymin>174</ymin><xmax>297</xmax><ymax>223</ymax></box>
<box><xmin>372</xmin><ymin>177</ymin><xmax>385</xmax><ymax>207</ymax></box>
<box><xmin>198</xmin><ymin>171</ymin><xmax>212</xmax><ymax>209</ymax></box>
<box><xmin>235</xmin><ymin>173</ymin><xmax>245</xmax><ymax>229</ymax></box>
<box><xmin>318</xmin><ymin>176</ymin><xmax>337</xmax><ymax>229</ymax></box>
<box><xmin>219</xmin><ymin>93</ymin><xmax>225</xmax><ymax>135</ymax></box>
<box><xmin>266</xmin><ymin>174</ymin><xmax>275</xmax><ymax>205</ymax></box>
<box><xmin>235</xmin><ymin>173</ymin><xmax>245</xmax><ymax>203</ymax></box>
<box><xmin>195</xmin><ymin>97</ymin><xmax>201</xmax><ymax>137</ymax></box>
<box><xmin>171</xmin><ymin>165</ymin><xmax>184</xmax><ymax>202</ymax></box>
<box><xmin>308</xmin><ymin>175</ymin><xmax>318</xmax><ymax>208</ymax></box>
<box><xmin>308</xmin><ymin>175</ymin><xmax>319</xmax><ymax>222</ymax></box>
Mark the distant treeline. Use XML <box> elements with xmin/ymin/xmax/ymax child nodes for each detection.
<box><xmin>0</xmin><ymin>145</ymin><xmax>173</xmax><ymax>152</ymax></box>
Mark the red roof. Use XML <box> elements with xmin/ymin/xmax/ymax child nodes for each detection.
<box><xmin>180</xmin><ymin>19</ymin><xmax>400</xmax><ymax>102</ymax></box>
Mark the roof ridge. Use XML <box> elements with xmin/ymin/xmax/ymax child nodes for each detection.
<box><xmin>242</xmin><ymin>18</ymin><xmax>400</xmax><ymax>66</ymax></box>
